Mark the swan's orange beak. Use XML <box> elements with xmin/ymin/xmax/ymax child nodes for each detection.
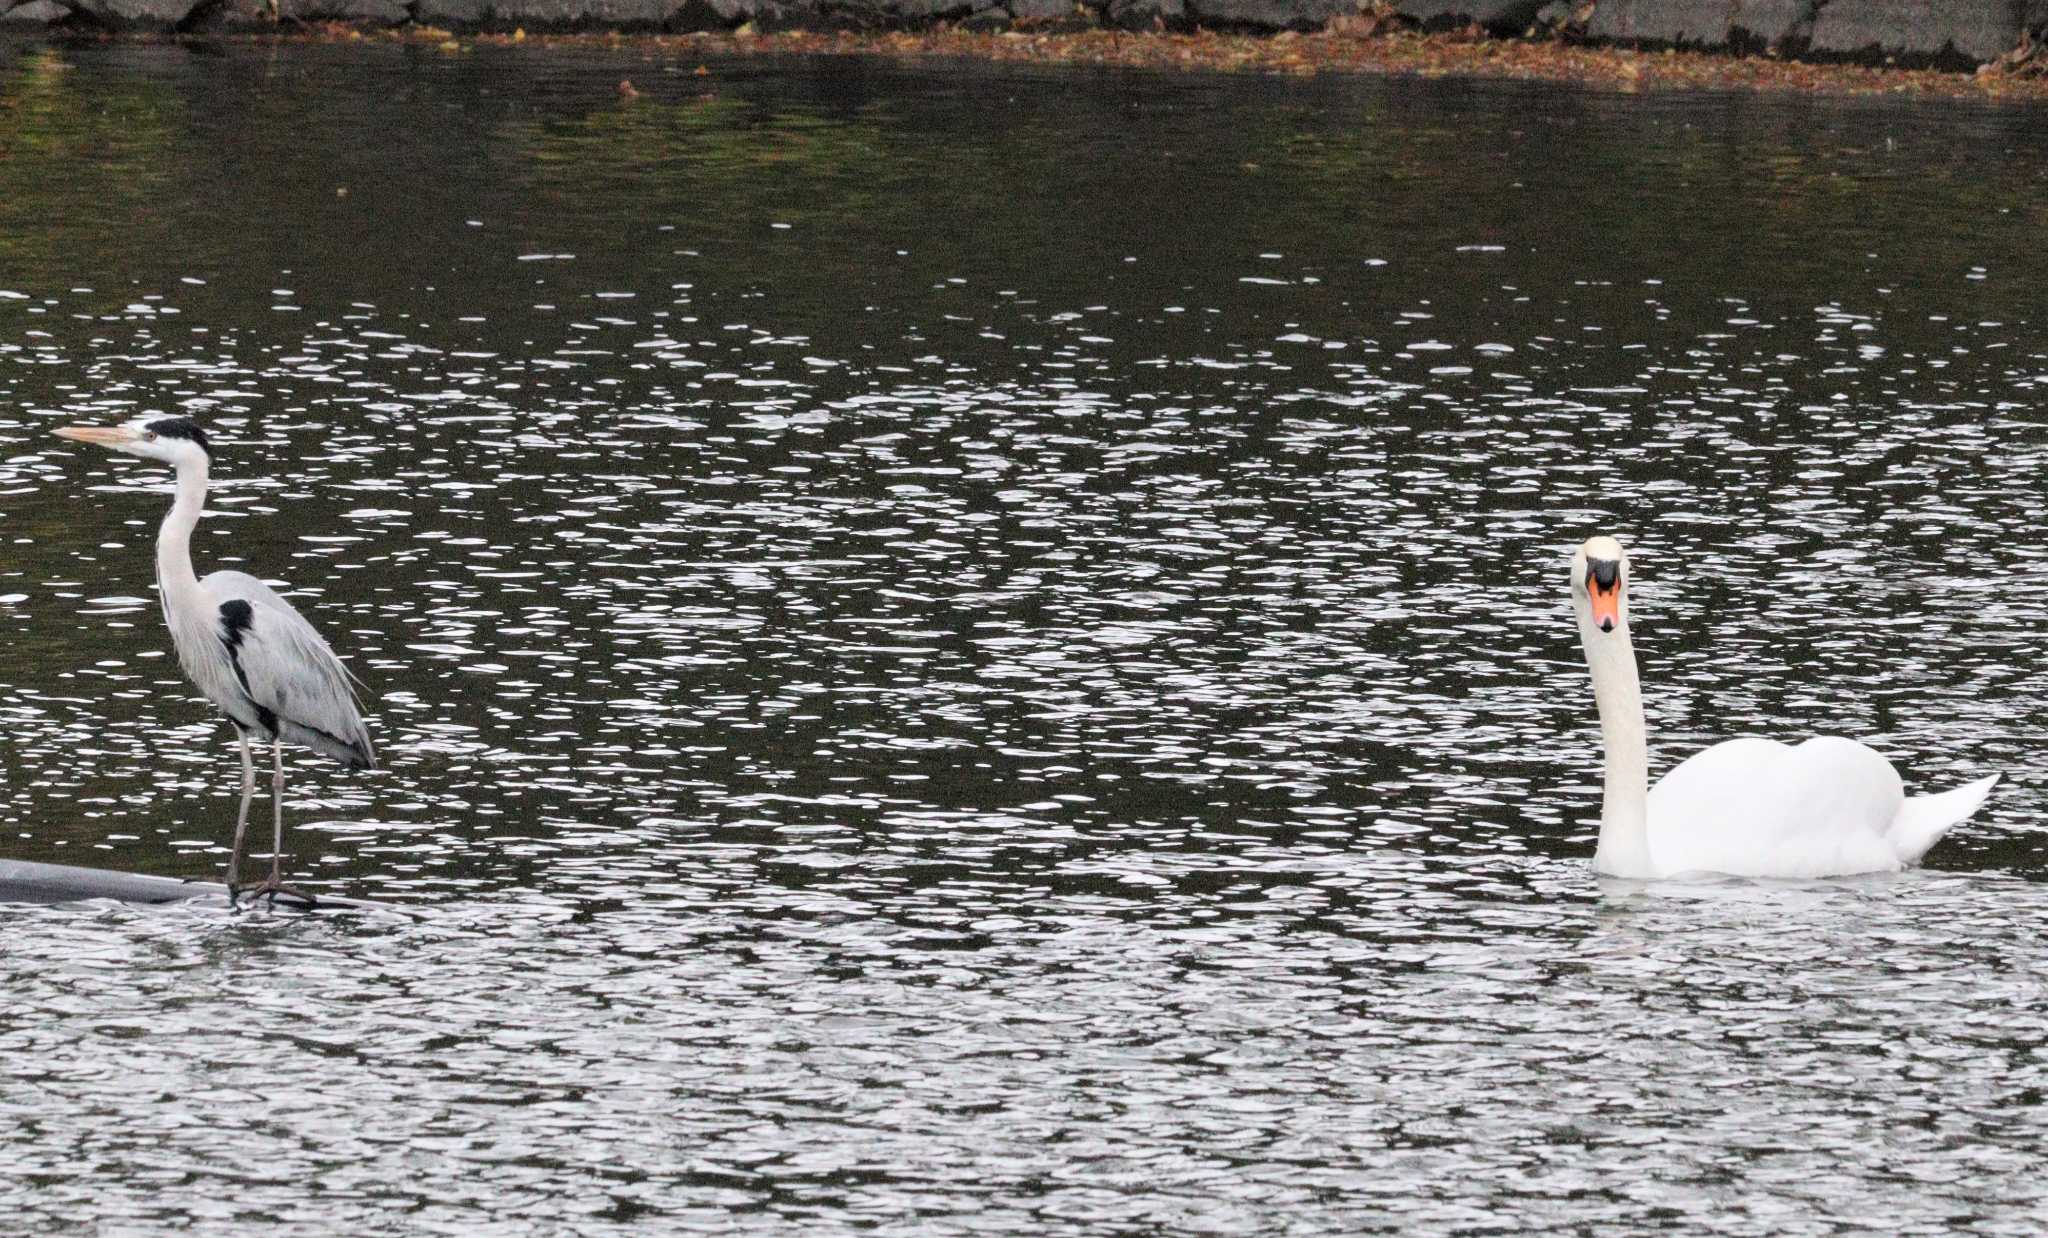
<box><xmin>1585</xmin><ymin>555</ymin><xmax>1623</xmax><ymax>632</ymax></box>
<box><xmin>1587</xmin><ymin>581</ymin><xmax>1621</xmax><ymax>632</ymax></box>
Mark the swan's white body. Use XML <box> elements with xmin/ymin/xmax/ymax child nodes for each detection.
<box><xmin>1572</xmin><ymin>537</ymin><xmax>1997</xmax><ymax>880</ymax></box>
<box><xmin>1638</xmin><ymin>735</ymin><xmax>1997</xmax><ymax>879</ymax></box>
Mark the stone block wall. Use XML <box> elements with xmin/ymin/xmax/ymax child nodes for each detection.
<box><xmin>6</xmin><ymin>0</ymin><xmax>2048</xmax><ymax>70</ymax></box>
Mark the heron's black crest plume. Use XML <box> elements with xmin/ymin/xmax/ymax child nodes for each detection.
<box><xmin>146</xmin><ymin>417</ymin><xmax>210</xmax><ymax>457</ymax></box>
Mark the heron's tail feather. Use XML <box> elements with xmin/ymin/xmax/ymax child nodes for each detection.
<box><xmin>281</xmin><ymin>717</ymin><xmax>375</xmax><ymax>771</ymax></box>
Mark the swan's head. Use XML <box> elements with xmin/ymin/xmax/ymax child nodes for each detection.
<box><xmin>1570</xmin><ymin>535</ymin><xmax>1629</xmax><ymax>636</ymax></box>
<box><xmin>53</xmin><ymin>417</ymin><xmax>210</xmax><ymax>470</ymax></box>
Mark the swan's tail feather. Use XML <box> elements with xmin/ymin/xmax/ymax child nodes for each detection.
<box><xmin>1891</xmin><ymin>773</ymin><xmax>2000</xmax><ymax>863</ymax></box>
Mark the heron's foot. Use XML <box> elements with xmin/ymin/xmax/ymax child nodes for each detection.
<box><xmin>230</xmin><ymin>878</ymin><xmax>319</xmax><ymax>911</ymax></box>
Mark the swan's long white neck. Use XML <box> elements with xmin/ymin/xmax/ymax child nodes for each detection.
<box><xmin>155</xmin><ymin>455</ymin><xmax>209</xmax><ymax>615</ymax></box>
<box><xmin>1580</xmin><ymin>612</ymin><xmax>1653</xmax><ymax>877</ymax></box>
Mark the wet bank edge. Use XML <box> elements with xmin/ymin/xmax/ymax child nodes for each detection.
<box><xmin>5</xmin><ymin>1</ymin><xmax>2048</xmax><ymax>74</ymax></box>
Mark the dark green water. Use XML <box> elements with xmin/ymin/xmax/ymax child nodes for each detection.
<box><xmin>1</xmin><ymin>40</ymin><xmax>2045</xmax><ymax>1233</ymax></box>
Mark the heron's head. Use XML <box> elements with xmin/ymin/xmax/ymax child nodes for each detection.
<box><xmin>54</xmin><ymin>417</ymin><xmax>211</xmax><ymax>469</ymax></box>
<box><xmin>1569</xmin><ymin>535</ymin><xmax>1630</xmax><ymax>635</ymax></box>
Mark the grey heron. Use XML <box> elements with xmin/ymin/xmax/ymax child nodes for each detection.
<box><xmin>54</xmin><ymin>418</ymin><xmax>374</xmax><ymax>907</ymax></box>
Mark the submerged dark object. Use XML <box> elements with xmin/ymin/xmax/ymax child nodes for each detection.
<box><xmin>0</xmin><ymin>857</ymin><xmax>383</xmax><ymax>912</ymax></box>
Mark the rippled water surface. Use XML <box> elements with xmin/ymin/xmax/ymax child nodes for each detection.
<box><xmin>3</xmin><ymin>41</ymin><xmax>2048</xmax><ymax>1232</ymax></box>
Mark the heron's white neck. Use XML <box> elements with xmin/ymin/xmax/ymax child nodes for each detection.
<box><xmin>156</xmin><ymin>455</ymin><xmax>209</xmax><ymax>610</ymax></box>
<box><xmin>1580</xmin><ymin>614</ymin><xmax>1653</xmax><ymax>877</ymax></box>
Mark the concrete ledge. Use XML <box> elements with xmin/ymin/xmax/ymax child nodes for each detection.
<box><xmin>0</xmin><ymin>857</ymin><xmax>389</xmax><ymax>913</ymax></box>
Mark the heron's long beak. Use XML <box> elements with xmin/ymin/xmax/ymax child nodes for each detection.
<box><xmin>54</xmin><ymin>425</ymin><xmax>140</xmax><ymax>447</ymax></box>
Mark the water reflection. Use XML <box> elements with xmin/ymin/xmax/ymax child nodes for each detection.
<box><xmin>1</xmin><ymin>41</ymin><xmax>2045</xmax><ymax>1233</ymax></box>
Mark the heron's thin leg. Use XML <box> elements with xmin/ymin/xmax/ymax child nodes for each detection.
<box><xmin>228</xmin><ymin>728</ymin><xmax>255</xmax><ymax>894</ymax></box>
<box><xmin>241</xmin><ymin>742</ymin><xmax>315</xmax><ymax>910</ymax></box>
<box><xmin>270</xmin><ymin>741</ymin><xmax>286</xmax><ymax>885</ymax></box>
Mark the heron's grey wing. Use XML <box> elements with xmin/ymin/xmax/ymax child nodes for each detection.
<box><xmin>201</xmin><ymin>571</ymin><xmax>375</xmax><ymax>770</ymax></box>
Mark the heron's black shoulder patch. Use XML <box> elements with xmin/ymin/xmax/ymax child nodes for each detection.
<box><xmin>146</xmin><ymin>417</ymin><xmax>210</xmax><ymax>457</ymax></box>
<box><xmin>217</xmin><ymin>598</ymin><xmax>276</xmax><ymax>736</ymax></box>
<box><xmin>219</xmin><ymin>598</ymin><xmax>254</xmax><ymax>651</ymax></box>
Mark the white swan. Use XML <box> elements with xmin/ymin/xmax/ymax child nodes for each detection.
<box><xmin>1571</xmin><ymin>535</ymin><xmax>1998</xmax><ymax>879</ymax></box>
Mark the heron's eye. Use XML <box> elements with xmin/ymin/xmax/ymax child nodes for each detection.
<box><xmin>145</xmin><ymin>432</ymin><xmax>157</xmax><ymax>441</ymax></box>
